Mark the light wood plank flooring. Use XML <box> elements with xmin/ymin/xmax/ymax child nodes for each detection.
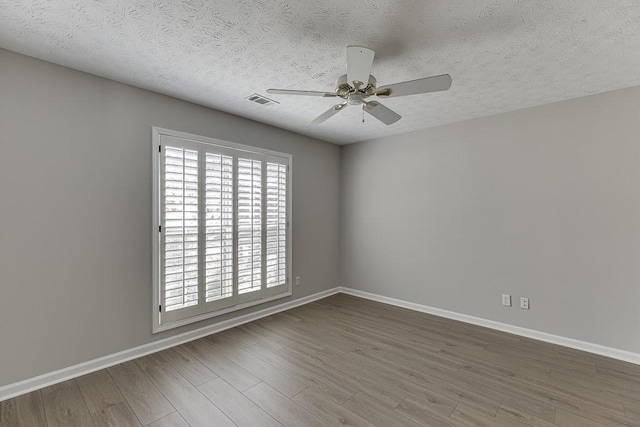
<box><xmin>2</xmin><ymin>294</ymin><xmax>640</xmax><ymax>426</ymax></box>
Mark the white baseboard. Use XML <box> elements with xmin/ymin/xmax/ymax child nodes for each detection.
<box><xmin>338</xmin><ymin>287</ymin><xmax>640</xmax><ymax>366</ymax></box>
<box><xmin>0</xmin><ymin>287</ymin><xmax>341</xmax><ymax>402</ymax></box>
<box><xmin>4</xmin><ymin>285</ymin><xmax>639</xmax><ymax>402</ymax></box>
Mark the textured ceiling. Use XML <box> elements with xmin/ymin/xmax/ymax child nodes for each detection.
<box><xmin>1</xmin><ymin>1</ymin><xmax>640</xmax><ymax>144</ymax></box>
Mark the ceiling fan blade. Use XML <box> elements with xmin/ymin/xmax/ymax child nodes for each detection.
<box><xmin>311</xmin><ymin>102</ymin><xmax>348</xmax><ymax>125</ymax></box>
<box><xmin>267</xmin><ymin>89</ymin><xmax>337</xmax><ymax>97</ymax></box>
<box><xmin>376</xmin><ymin>74</ymin><xmax>452</xmax><ymax>97</ymax></box>
<box><xmin>363</xmin><ymin>101</ymin><xmax>401</xmax><ymax>125</ymax></box>
<box><xmin>346</xmin><ymin>46</ymin><xmax>375</xmax><ymax>89</ymax></box>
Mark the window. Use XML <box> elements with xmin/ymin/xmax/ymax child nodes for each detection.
<box><xmin>152</xmin><ymin>128</ymin><xmax>291</xmax><ymax>332</ymax></box>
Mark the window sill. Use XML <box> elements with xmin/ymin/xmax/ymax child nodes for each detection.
<box><xmin>153</xmin><ymin>290</ymin><xmax>292</xmax><ymax>334</ymax></box>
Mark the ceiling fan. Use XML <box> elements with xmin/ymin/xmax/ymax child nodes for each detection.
<box><xmin>267</xmin><ymin>46</ymin><xmax>452</xmax><ymax>125</ymax></box>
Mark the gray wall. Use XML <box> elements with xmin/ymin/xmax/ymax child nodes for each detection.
<box><xmin>341</xmin><ymin>86</ymin><xmax>640</xmax><ymax>353</ymax></box>
<box><xmin>0</xmin><ymin>48</ymin><xmax>340</xmax><ymax>387</ymax></box>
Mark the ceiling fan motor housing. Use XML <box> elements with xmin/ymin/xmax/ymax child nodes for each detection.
<box><xmin>348</xmin><ymin>93</ymin><xmax>364</xmax><ymax>105</ymax></box>
<box><xmin>335</xmin><ymin>74</ymin><xmax>377</xmax><ymax>96</ymax></box>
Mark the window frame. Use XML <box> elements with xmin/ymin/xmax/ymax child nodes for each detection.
<box><xmin>151</xmin><ymin>127</ymin><xmax>292</xmax><ymax>333</ymax></box>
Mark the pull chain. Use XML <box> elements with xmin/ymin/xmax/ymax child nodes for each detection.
<box><xmin>362</xmin><ymin>105</ymin><xmax>365</xmax><ymax>123</ymax></box>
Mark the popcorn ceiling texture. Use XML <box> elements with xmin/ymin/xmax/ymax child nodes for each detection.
<box><xmin>1</xmin><ymin>0</ymin><xmax>639</xmax><ymax>144</ymax></box>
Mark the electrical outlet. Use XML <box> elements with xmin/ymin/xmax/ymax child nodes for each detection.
<box><xmin>295</xmin><ymin>276</ymin><xmax>301</xmax><ymax>286</ymax></box>
<box><xmin>520</xmin><ymin>297</ymin><xmax>529</xmax><ymax>310</ymax></box>
<box><xmin>502</xmin><ymin>294</ymin><xmax>511</xmax><ymax>307</ymax></box>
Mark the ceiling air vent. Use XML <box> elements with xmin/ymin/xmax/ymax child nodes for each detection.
<box><xmin>246</xmin><ymin>93</ymin><xmax>279</xmax><ymax>106</ymax></box>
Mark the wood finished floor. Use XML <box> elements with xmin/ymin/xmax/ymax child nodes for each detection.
<box><xmin>2</xmin><ymin>294</ymin><xmax>640</xmax><ymax>426</ymax></box>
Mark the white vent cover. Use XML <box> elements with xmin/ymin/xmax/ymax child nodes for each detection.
<box><xmin>246</xmin><ymin>93</ymin><xmax>279</xmax><ymax>106</ymax></box>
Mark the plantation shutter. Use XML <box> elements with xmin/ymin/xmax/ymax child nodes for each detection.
<box><xmin>203</xmin><ymin>148</ymin><xmax>236</xmax><ymax>311</ymax></box>
<box><xmin>265</xmin><ymin>156</ymin><xmax>288</xmax><ymax>295</ymax></box>
<box><xmin>236</xmin><ymin>155</ymin><xmax>263</xmax><ymax>303</ymax></box>
<box><xmin>160</xmin><ymin>138</ymin><xmax>201</xmax><ymax>323</ymax></box>
<box><xmin>155</xmin><ymin>129</ymin><xmax>290</xmax><ymax>327</ymax></box>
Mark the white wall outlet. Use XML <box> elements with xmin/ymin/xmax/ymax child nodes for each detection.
<box><xmin>502</xmin><ymin>294</ymin><xmax>511</xmax><ymax>307</ymax></box>
<box><xmin>295</xmin><ymin>276</ymin><xmax>301</xmax><ymax>286</ymax></box>
<box><xmin>520</xmin><ymin>297</ymin><xmax>530</xmax><ymax>310</ymax></box>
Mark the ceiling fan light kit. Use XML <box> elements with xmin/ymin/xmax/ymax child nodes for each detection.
<box><xmin>267</xmin><ymin>46</ymin><xmax>452</xmax><ymax>126</ymax></box>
